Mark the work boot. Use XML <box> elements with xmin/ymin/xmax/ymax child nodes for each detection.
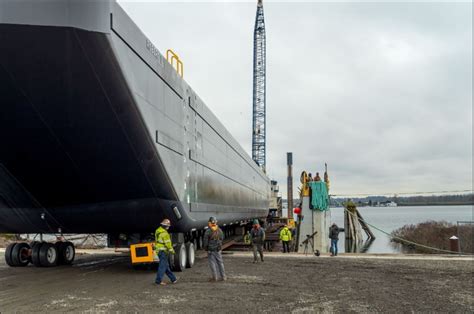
<box><xmin>219</xmin><ymin>276</ymin><xmax>227</xmax><ymax>282</ymax></box>
<box><xmin>208</xmin><ymin>277</ymin><xmax>217</xmax><ymax>282</ymax></box>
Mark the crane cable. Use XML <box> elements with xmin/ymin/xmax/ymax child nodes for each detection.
<box><xmin>340</xmin><ymin>206</ymin><xmax>473</xmax><ymax>256</ymax></box>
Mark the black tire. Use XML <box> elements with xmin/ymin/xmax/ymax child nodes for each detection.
<box><xmin>185</xmin><ymin>242</ymin><xmax>195</xmax><ymax>268</ymax></box>
<box><xmin>5</xmin><ymin>243</ymin><xmax>17</xmax><ymax>267</ymax></box>
<box><xmin>39</xmin><ymin>243</ymin><xmax>58</xmax><ymax>267</ymax></box>
<box><xmin>11</xmin><ymin>242</ymin><xmax>30</xmax><ymax>267</ymax></box>
<box><xmin>173</xmin><ymin>243</ymin><xmax>186</xmax><ymax>272</ymax></box>
<box><xmin>31</xmin><ymin>242</ymin><xmax>43</xmax><ymax>267</ymax></box>
<box><xmin>63</xmin><ymin>241</ymin><xmax>75</xmax><ymax>265</ymax></box>
<box><xmin>57</xmin><ymin>241</ymin><xmax>75</xmax><ymax>265</ymax></box>
<box><xmin>197</xmin><ymin>235</ymin><xmax>203</xmax><ymax>250</ymax></box>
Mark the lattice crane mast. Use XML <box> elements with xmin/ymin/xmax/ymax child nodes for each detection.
<box><xmin>252</xmin><ymin>0</ymin><xmax>266</xmax><ymax>172</ymax></box>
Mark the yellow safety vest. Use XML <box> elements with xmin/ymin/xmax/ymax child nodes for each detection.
<box><xmin>155</xmin><ymin>226</ymin><xmax>175</xmax><ymax>254</ymax></box>
<box><xmin>280</xmin><ymin>227</ymin><xmax>292</xmax><ymax>242</ymax></box>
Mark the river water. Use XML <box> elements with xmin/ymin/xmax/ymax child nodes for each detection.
<box><xmin>330</xmin><ymin>205</ymin><xmax>473</xmax><ymax>253</ymax></box>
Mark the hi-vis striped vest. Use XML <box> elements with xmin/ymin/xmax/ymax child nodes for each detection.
<box><xmin>155</xmin><ymin>226</ymin><xmax>174</xmax><ymax>254</ymax></box>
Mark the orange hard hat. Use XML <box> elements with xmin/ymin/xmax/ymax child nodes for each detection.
<box><xmin>161</xmin><ymin>219</ymin><xmax>171</xmax><ymax>227</ymax></box>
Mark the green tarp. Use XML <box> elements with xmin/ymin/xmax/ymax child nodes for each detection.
<box><xmin>308</xmin><ymin>181</ymin><xmax>329</xmax><ymax>211</ymax></box>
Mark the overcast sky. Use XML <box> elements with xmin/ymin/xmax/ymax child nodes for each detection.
<box><xmin>117</xmin><ymin>0</ymin><xmax>472</xmax><ymax>198</ymax></box>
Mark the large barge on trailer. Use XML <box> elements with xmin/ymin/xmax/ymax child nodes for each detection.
<box><xmin>0</xmin><ymin>0</ymin><xmax>270</xmax><ymax>270</ymax></box>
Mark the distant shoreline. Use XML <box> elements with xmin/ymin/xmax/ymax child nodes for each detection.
<box><xmin>327</xmin><ymin>194</ymin><xmax>473</xmax><ymax>208</ymax></box>
<box><xmin>397</xmin><ymin>203</ymin><xmax>473</xmax><ymax>206</ymax></box>
<box><xmin>330</xmin><ymin>203</ymin><xmax>473</xmax><ymax>208</ymax></box>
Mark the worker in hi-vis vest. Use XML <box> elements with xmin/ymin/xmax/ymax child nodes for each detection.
<box><xmin>154</xmin><ymin>219</ymin><xmax>178</xmax><ymax>286</ymax></box>
<box><xmin>279</xmin><ymin>225</ymin><xmax>292</xmax><ymax>253</ymax></box>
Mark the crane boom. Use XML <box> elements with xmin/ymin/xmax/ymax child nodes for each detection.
<box><xmin>252</xmin><ymin>0</ymin><xmax>266</xmax><ymax>171</ymax></box>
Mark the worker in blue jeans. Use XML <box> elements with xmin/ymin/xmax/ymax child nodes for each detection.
<box><xmin>329</xmin><ymin>223</ymin><xmax>340</xmax><ymax>256</ymax></box>
<box><xmin>155</xmin><ymin>219</ymin><xmax>177</xmax><ymax>286</ymax></box>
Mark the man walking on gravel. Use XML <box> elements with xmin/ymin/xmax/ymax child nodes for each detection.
<box><xmin>203</xmin><ymin>216</ymin><xmax>226</xmax><ymax>281</ymax></box>
<box><xmin>250</xmin><ymin>219</ymin><xmax>265</xmax><ymax>263</ymax></box>
<box><xmin>155</xmin><ymin>218</ymin><xmax>178</xmax><ymax>286</ymax></box>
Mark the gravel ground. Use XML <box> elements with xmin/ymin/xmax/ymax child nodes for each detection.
<box><xmin>0</xmin><ymin>251</ymin><xmax>472</xmax><ymax>313</ymax></box>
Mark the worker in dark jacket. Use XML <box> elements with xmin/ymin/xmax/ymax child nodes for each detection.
<box><xmin>155</xmin><ymin>218</ymin><xmax>177</xmax><ymax>286</ymax></box>
<box><xmin>203</xmin><ymin>216</ymin><xmax>226</xmax><ymax>281</ymax></box>
<box><xmin>250</xmin><ymin>219</ymin><xmax>265</xmax><ymax>263</ymax></box>
<box><xmin>329</xmin><ymin>223</ymin><xmax>340</xmax><ymax>256</ymax></box>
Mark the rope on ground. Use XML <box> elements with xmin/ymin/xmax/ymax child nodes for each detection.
<box><xmin>341</xmin><ymin>207</ymin><xmax>473</xmax><ymax>256</ymax></box>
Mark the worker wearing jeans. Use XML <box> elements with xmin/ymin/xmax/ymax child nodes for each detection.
<box><xmin>155</xmin><ymin>219</ymin><xmax>177</xmax><ymax>285</ymax></box>
<box><xmin>156</xmin><ymin>250</ymin><xmax>177</xmax><ymax>285</ymax></box>
<box><xmin>329</xmin><ymin>223</ymin><xmax>340</xmax><ymax>256</ymax></box>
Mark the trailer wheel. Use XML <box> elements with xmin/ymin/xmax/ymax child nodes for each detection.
<box><xmin>39</xmin><ymin>243</ymin><xmax>58</xmax><ymax>267</ymax></box>
<box><xmin>173</xmin><ymin>243</ymin><xmax>186</xmax><ymax>272</ymax></box>
<box><xmin>197</xmin><ymin>235</ymin><xmax>203</xmax><ymax>250</ymax></box>
<box><xmin>57</xmin><ymin>242</ymin><xmax>75</xmax><ymax>265</ymax></box>
<box><xmin>185</xmin><ymin>242</ymin><xmax>195</xmax><ymax>268</ymax></box>
<box><xmin>5</xmin><ymin>243</ymin><xmax>17</xmax><ymax>267</ymax></box>
<box><xmin>11</xmin><ymin>242</ymin><xmax>30</xmax><ymax>267</ymax></box>
<box><xmin>31</xmin><ymin>242</ymin><xmax>43</xmax><ymax>267</ymax></box>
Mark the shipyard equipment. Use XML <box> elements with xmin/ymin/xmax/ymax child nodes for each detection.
<box><xmin>252</xmin><ymin>0</ymin><xmax>267</xmax><ymax>171</ymax></box>
<box><xmin>287</xmin><ymin>152</ymin><xmax>293</xmax><ymax>218</ymax></box>
<box><xmin>0</xmin><ymin>0</ymin><xmax>270</xmax><ymax>269</ymax></box>
<box><xmin>296</xmin><ymin>170</ymin><xmax>331</xmax><ymax>254</ymax></box>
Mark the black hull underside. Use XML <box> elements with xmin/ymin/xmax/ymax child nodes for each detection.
<box><xmin>0</xmin><ymin>24</ymin><xmax>185</xmax><ymax>233</ymax></box>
